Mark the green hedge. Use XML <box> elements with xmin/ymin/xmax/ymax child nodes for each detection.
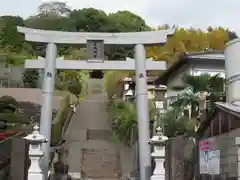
<box><xmin>0</xmin><ymin>113</ymin><xmax>29</xmax><ymax>124</ymax></box>
<box><xmin>51</xmin><ymin>95</ymin><xmax>71</xmax><ymax>146</ymax></box>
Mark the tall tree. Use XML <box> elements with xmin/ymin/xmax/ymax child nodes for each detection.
<box><xmin>38</xmin><ymin>1</ymin><xmax>71</xmax><ymax>17</ymax></box>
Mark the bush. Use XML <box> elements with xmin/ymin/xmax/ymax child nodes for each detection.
<box><xmin>0</xmin><ymin>113</ymin><xmax>29</xmax><ymax>124</ymax></box>
<box><xmin>104</xmin><ymin>71</ymin><xmax>129</xmax><ymax>100</ymax></box>
<box><xmin>22</xmin><ymin>69</ymin><xmax>39</xmax><ymax>88</ymax></box>
<box><xmin>51</xmin><ymin>95</ymin><xmax>71</xmax><ymax>146</ymax></box>
<box><xmin>109</xmin><ymin>100</ymin><xmax>157</xmax><ymax>146</ymax></box>
<box><xmin>0</xmin><ymin>95</ymin><xmax>18</xmax><ymax>105</ymax></box>
<box><xmin>67</xmin><ymin>79</ymin><xmax>82</xmax><ymax>97</ymax></box>
<box><xmin>0</xmin><ymin>96</ymin><xmax>18</xmax><ymax>113</ymax></box>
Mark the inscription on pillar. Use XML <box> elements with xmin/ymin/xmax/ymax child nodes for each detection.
<box><xmin>87</xmin><ymin>40</ymin><xmax>104</xmax><ymax>61</ymax></box>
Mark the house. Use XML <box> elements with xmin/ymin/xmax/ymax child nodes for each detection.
<box><xmin>119</xmin><ymin>76</ymin><xmax>159</xmax><ymax>101</ymax></box>
<box><xmin>154</xmin><ymin>51</ymin><xmax>225</xmax><ymax>102</ymax></box>
<box><xmin>197</xmin><ymin>102</ymin><xmax>240</xmax><ymax>179</ymax></box>
<box><xmin>0</xmin><ymin>61</ymin><xmax>25</xmax><ymax>88</ymax></box>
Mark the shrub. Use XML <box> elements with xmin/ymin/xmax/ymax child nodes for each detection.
<box><xmin>0</xmin><ymin>113</ymin><xmax>29</xmax><ymax>124</ymax></box>
<box><xmin>51</xmin><ymin>95</ymin><xmax>70</xmax><ymax>146</ymax></box>
<box><xmin>0</xmin><ymin>96</ymin><xmax>18</xmax><ymax>113</ymax></box>
<box><xmin>104</xmin><ymin>71</ymin><xmax>129</xmax><ymax>100</ymax></box>
<box><xmin>67</xmin><ymin>79</ymin><xmax>82</xmax><ymax>97</ymax></box>
<box><xmin>22</xmin><ymin>69</ymin><xmax>39</xmax><ymax>88</ymax></box>
<box><xmin>109</xmin><ymin>100</ymin><xmax>157</xmax><ymax>146</ymax></box>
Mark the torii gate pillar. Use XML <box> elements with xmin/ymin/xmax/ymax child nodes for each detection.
<box><xmin>135</xmin><ymin>44</ymin><xmax>152</xmax><ymax>179</ymax></box>
<box><xmin>17</xmin><ymin>26</ymin><xmax>175</xmax><ymax>180</ymax></box>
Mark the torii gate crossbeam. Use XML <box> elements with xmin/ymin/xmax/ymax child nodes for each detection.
<box><xmin>25</xmin><ymin>58</ymin><xmax>166</xmax><ymax>70</ymax></box>
<box><xmin>18</xmin><ymin>26</ymin><xmax>174</xmax><ymax>180</ymax></box>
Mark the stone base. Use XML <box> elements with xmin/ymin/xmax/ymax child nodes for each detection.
<box><xmin>151</xmin><ymin>174</ymin><xmax>165</xmax><ymax>180</ymax></box>
<box><xmin>28</xmin><ymin>174</ymin><xmax>45</xmax><ymax>180</ymax></box>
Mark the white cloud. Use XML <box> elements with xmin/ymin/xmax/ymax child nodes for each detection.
<box><xmin>1</xmin><ymin>0</ymin><xmax>240</xmax><ymax>34</ymax></box>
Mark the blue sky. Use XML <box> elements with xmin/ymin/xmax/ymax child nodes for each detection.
<box><xmin>1</xmin><ymin>0</ymin><xmax>240</xmax><ymax>35</ymax></box>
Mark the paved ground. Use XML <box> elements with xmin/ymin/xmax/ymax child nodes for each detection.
<box><xmin>63</xmin><ymin>79</ymin><xmax>133</xmax><ymax>180</ymax></box>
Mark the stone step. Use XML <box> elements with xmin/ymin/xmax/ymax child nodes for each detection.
<box><xmin>81</xmin><ymin>179</ymin><xmax>119</xmax><ymax>180</ymax></box>
<box><xmin>86</xmin><ymin>129</ymin><xmax>112</xmax><ymax>141</ymax></box>
<box><xmin>81</xmin><ymin>148</ymin><xmax>120</xmax><ymax>179</ymax></box>
<box><xmin>82</xmin><ymin>179</ymin><xmax>120</xmax><ymax>180</ymax></box>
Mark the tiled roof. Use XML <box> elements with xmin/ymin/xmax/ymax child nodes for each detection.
<box><xmin>154</xmin><ymin>51</ymin><xmax>224</xmax><ymax>85</ymax></box>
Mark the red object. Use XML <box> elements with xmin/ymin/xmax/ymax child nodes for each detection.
<box><xmin>0</xmin><ymin>134</ymin><xmax>8</xmax><ymax>140</ymax></box>
<box><xmin>199</xmin><ymin>140</ymin><xmax>210</xmax><ymax>150</ymax></box>
<box><xmin>0</xmin><ymin>130</ymin><xmax>22</xmax><ymax>141</ymax></box>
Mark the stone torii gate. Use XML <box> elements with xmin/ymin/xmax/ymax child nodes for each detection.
<box><xmin>17</xmin><ymin>26</ymin><xmax>174</xmax><ymax>180</ymax></box>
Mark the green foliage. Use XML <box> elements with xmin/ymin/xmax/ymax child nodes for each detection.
<box><xmin>0</xmin><ymin>96</ymin><xmax>29</xmax><ymax>126</ymax></box>
<box><xmin>55</xmin><ymin>70</ymin><xmax>88</xmax><ymax>97</ymax></box>
<box><xmin>67</xmin><ymin>79</ymin><xmax>82</xmax><ymax>97</ymax></box>
<box><xmin>162</xmin><ymin>109</ymin><xmax>197</xmax><ymax>137</ymax></box>
<box><xmin>182</xmin><ymin>74</ymin><xmax>225</xmax><ymax>93</ymax></box>
<box><xmin>0</xmin><ymin>113</ymin><xmax>29</xmax><ymax>124</ymax></box>
<box><xmin>162</xmin><ymin>74</ymin><xmax>225</xmax><ymax>137</ymax></box>
<box><xmin>104</xmin><ymin>71</ymin><xmax>130</xmax><ymax>100</ymax></box>
<box><xmin>51</xmin><ymin>95</ymin><xmax>71</xmax><ymax>145</ymax></box>
<box><xmin>0</xmin><ymin>95</ymin><xmax>18</xmax><ymax>113</ymax></box>
<box><xmin>109</xmin><ymin>100</ymin><xmax>157</xmax><ymax>145</ymax></box>
<box><xmin>0</xmin><ymin>1</ymin><xmax>238</xmax><ymax>66</ymax></box>
<box><xmin>22</xmin><ymin>69</ymin><xmax>39</xmax><ymax>88</ymax></box>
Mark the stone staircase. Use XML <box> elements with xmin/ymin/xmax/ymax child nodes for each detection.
<box><xmin>65</xmin><ymin>78</ymin><xmax>124</xmax><ymax>180</ymax></box>
<box><xmin>82</xmin><ymin>148</ymin><xmax>120</xmax><ymax>179</ymax></box>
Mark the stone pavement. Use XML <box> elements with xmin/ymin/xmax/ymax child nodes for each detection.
<box><xmin>63</xmin><ymin>79</ymin><xmax>133</xmax><ymax>180</ymax></box>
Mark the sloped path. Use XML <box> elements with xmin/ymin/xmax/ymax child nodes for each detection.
<box><xmin>64</xmin><ymin>79</ymin><xmax>132</xmax><ymax>180</ymax></box>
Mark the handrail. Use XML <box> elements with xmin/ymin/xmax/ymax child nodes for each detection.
<box><xmin>48</xmin><ymin>103</ymin><xmax>78</xmax><ymax>173</ymax></box>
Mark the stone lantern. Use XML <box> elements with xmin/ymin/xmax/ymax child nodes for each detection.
<box><xmin>149</xmin><ymin>127</ymin><xmax>168</xmax><ymax>180</ymax></box>
<box><xmin>23</xmin><ymin>125</ymin><xmax>47</xmax><ymax>180</ymax></box>
<box><xmin>153</xmin><ymin>86</ymin><xmax>167</xmax><ymax>112</ymax></box>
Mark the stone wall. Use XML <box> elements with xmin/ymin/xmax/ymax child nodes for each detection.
<box><xmin>165</xmin><ymin>136</ymin><xmax>195</xmax><ymax>180</ymax></box>
<box><xmin>200</xmin><ymin>128</ymin><xmax>240</xmax><ymax>180</ymax></box>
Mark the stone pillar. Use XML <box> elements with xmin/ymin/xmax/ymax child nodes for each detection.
<box><xmin>23</xmin><ymin>125</ymin><xmax>47</xmax><ymax>180</ymax></box>
<box><xmin>149</xmin><ymin>127</ymin><xmax>168</xmax><ymax>180</ymax></box>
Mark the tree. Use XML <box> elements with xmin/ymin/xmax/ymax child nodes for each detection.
<box><xmin>106</xmin><ymin>11</ymin><xmax>149</xmax><ymax>60</ymax></box>
<box><xmin>0</xmin><ymin>16</ymin><xmax>25</xmax><ymax>53</ymax></box>
<box><xmin>146</xmin><ymin>27</ymin><xmax>232</xmax><ymax>65</ymax></box>
<box><xmin>38</xmin><ymin>1</ymin><xmax>71</xmax><ymax>17</ymax></box>
<box><xmin>226</xmin><ymin>29</ymin><xmax>238</xmax><ymax>41</ymax></box>
<box><xmin>69</xmin><ymin>8</ymin><xmax>112</xmax><ymax>32</ymax></box>
<box><xmin>108</xmin><ymin>11</ymin><xmax>149</xmax><ymax>32</ymax></box>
